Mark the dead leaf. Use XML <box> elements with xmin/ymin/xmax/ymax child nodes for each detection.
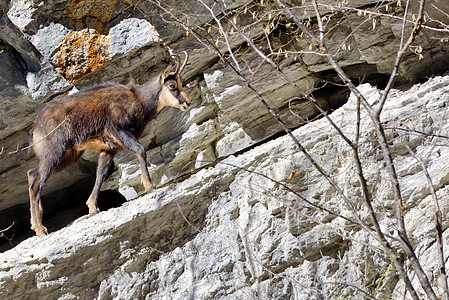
<box><xmin>287</xmin><ymin>169</ymin><xmax>296</xmax><ymax>180</ymax></box>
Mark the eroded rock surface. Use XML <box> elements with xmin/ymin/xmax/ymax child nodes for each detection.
<box><xmin>1</xmin><ymin>75</ymin><xmax>449</xmax><ymax>298</ymax></box>
<box><xmin>1</xmin><ymin>1</ymin><xmax>449</xmax><ymax>298</ymax></box>
<box><xmin>1</xmin><ymin>0</ymin><xmax>449</xmax><ymax>217</ymax></box>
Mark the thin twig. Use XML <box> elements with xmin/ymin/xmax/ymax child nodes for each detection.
<box><xmin>0</xmin><ymin>115</ymin><xmax>70</xmax><ymax>156</ymax></box>
<box><xmin>0</xmin><ymin>222</ymin><xmax>14</xmax><ymax>233</ymax></box>
<box><xmin>407</xmin><ymin>144</ymin><xmax>449</xmax><ymax>300</ymax></box>
<box><xmin>0</xmin><ymin>222</ymin><xmax>15</xmax><ymax>248</ymax></box>
<box><xmin>376</xmin><ymin>0</ymin><xmax>424</xmax><ymax>116</ymax></box>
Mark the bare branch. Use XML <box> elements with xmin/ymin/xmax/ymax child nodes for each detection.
<box><xmin>376</xmin><ymin>0</ymin><xmax>425</xmax><ymax>116</ymax></box>
<box><xmin>407</xmin><ymin>145</ymin><xmax>449</xmax><ymax>299</ymax></box>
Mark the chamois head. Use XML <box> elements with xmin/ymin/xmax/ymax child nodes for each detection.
<box><xmin>158</xmin><ymin>51</ymin><xmax>191</xmax><ymax>112</ymax></box>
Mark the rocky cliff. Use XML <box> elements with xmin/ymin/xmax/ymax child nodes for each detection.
<box><xmin>1</xmin><ymin>0</ymin><xmax>449</xmax><ymax>299</ymax></box>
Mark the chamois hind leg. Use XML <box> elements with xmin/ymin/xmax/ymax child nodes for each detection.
<box><xmin>28</xmin><ymin>165</ymin><xmax>54</xmax><ymax>236</ymax></box>
<box><xmin>28</xmin><ymin>144</ymin><xmax>67</xmax><ymax>235</ymax></box>
<box><xmin>115</xmin><ymin>131</ymin><xmax>155</xmax><ymax>192</ymax></box>
<box><xmin>28</xmin><ymin>168</ymin><xmax>43</xmax><ymax>235</ymax></box>
<box><xmin>86</xmin><ymin>150</ymin><xmax>116</xmax><ymax>215</ymax></box>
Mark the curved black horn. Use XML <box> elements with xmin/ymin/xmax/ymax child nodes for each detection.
<box><xmin>179</xmin><ymin>51</ymin><xmax>189</xmax><ymax>74</ymax></box>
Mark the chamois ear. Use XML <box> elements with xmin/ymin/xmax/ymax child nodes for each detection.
<box><xmin>169</xmin><ymin>63</ymin><xmax>180</xmax><ymax>76</ymax></box>
<box><xmin>161</xmin><ymin>64</ymin><xmax>177</xmax><ymax>83</ymax></box>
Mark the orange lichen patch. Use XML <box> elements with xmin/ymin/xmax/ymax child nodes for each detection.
<box><xmin>55</xmin><ymin>29</ymin><xmax>110</xmax><ymax>82</ymax></box>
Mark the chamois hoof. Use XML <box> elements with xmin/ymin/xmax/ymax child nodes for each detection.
<box><xmin>88</xmin><ymin>208</ymin><xmax>100</xmax><ymax>216</ymax></box>
<box><xmin>34</xmin><ymin>226</ymin><xmax>48</xmax><ymax>236</ymax></box>
<box><xmin>142</xmin><ymin>181</ymin><xmax>155</xmax><ymax>193</ymax></box>
<box><xmin>146</xmin><ymin>185</ymin><xmax>156</xmax><ymax>193</ymax></box>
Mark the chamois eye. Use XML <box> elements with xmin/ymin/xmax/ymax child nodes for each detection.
<box><xmin>167</xmin><ymin>80</ymin><xmax>177</xmax><ymax>90</ymax></box>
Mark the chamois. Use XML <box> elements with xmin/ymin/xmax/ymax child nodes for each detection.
<box><xmin>27</xmin><ymin>52</ymin><xmax>191</xmax><ymax>236</ymax></box>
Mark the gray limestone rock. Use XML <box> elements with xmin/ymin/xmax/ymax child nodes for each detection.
<box><xmin>1</xmin><ymin>1</ymin><xmax>449</xmax><ymax>298</ymax></box>
<box><xmin>1</xmin><ymin>75</ymin><xmax>449</xmax><ymax>298</ymax></box>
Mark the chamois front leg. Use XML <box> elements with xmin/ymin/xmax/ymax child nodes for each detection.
<box><xmin>116</xmin><ymin>131</ymin><xmax>155</xmax><ymax>192</ymax></box>
<box><xmin>86</xmin><ymin>150</ymin><xmax>116</xmax><ymax>215</ymax></box>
